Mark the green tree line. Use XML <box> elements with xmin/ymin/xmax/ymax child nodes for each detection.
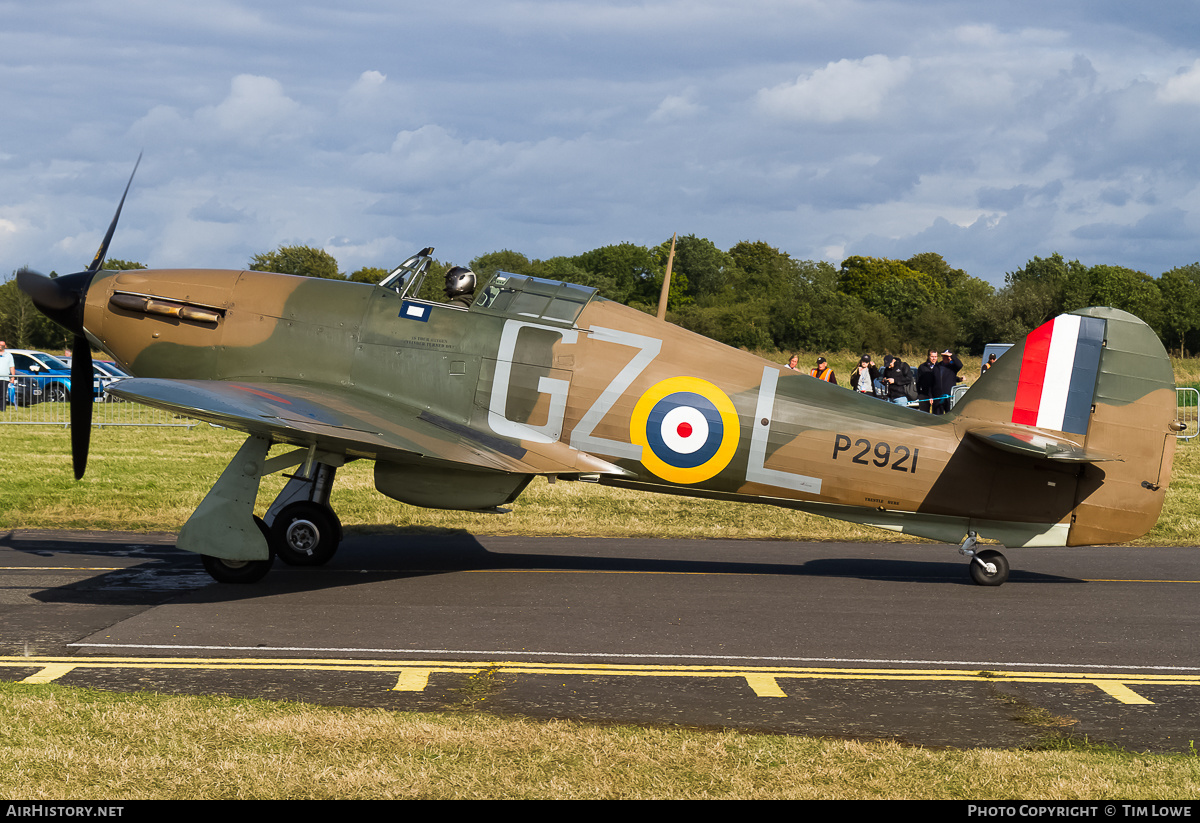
<box><xmin>5</xmin><ymin>243</ymin><xmax>1200</xmax><ymax>357</ymax></box>
<box><xmin>472</xmin><ymin>240</ymin><xmax>1200</xmax><ymax>357</ymax></box>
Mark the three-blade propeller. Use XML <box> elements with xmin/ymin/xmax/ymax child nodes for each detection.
<box><xmin>16</xmin><ymin>154</ymin><xmax>141</xmax><ymax>479</ymax></box>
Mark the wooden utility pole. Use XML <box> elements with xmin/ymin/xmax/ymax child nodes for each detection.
<box><xmin>657</xmin><ymin>233</ymin><xmax>676</xmax><ymax>321</ymax></box>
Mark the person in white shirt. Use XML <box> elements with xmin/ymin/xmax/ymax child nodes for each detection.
<box><xmin>0</xmin><ymin>341</ymin><xmax>14</xmax><ymax>411</ymax></box>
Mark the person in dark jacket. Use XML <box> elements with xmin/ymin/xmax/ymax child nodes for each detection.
<box><xmin>880</xmin><ymin>355</ymin><xmax>913</xmax><ymax>407</ymax></box>
<box><xmin>914</xmin><ymin>349</ymin><xmax>937</xmax><ymax>412</ymax></box>
<box><xmin>931</xmin><ymin>350</ymin><xmax>962</xmax><ymax>414</ymax></box>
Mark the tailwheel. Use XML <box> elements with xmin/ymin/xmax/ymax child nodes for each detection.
<box><xmin>201</xmin><ymin>516</ymin><xmax>275</xmax><ymax>583</ymax></box>
<box><xmin>271</xmin><ymin>501</ymin><xmax>342</xmax><ymax>566</ymax></box>
<box><xmin>969</xmin><ymin>549</ymin><xmax>1010</xmax><ymax>587</ymax></box>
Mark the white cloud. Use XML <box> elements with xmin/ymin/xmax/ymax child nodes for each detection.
<box><xmin>130</xmin><ymin>74</ymin><xmax>310</xmax><ymax>151</ymax></box>
<box><xmin>197</xmin><ymin>75</ymin><xmax>304</xmax><ymax>137</ymax></box>
<box><xmin>9</xmin><ymin>2</ymin><xmax>1200</xmax><ymax>283</ymax></box>
<box><xmin>349</xmin><ymin>70</ymin><xmax>387</xmax><ymax>95</ymax></box>
<box><xmin>360</xmin><ymin>69</ymin><xmax>386</xmax><ymax>86</ymax></box>
<box><xmin>755</xmin><ymin>55</ymin><xmax>913</xmax><ymax>122</ymax></box>
<box><xmin>384</xmin><ymin>125</ymin><xmax>508</xmax><ymax>182</ymax></box>
<box><xmin>648</xmin><ymin>90</ymin><xmax>704</xmax><ymax>123</ymax></box>
<box><xmin>188</xmin><ymin>196</ymin><xmax>248</xmax><ymax>224</ymax></box>
<box><xmin>1157</xmin><ymin>59</ymin><xmax>1200</xmax><ymax>104</ymax></box>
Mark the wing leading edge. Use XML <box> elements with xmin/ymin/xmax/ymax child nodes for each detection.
<box><xmin>107</xmin><ymin>378</ymin><xmax>628</xmax><ymax>477</ymax></box>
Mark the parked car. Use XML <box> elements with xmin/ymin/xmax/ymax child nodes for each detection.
<box><xmin>9</xmin><ymin>374</ymin><xmax>43</xmax><ymax>407</ymax></box>
<box><xmin>8</xmin><ymin>350</ymin><xmax>72</xmax><ymax>405</ymax></box>
<box><xmin>62</xmin><ymin>357</ymin><xmax>130</xmax><ymax>401</ymax></box>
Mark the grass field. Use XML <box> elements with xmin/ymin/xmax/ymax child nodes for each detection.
<box><xmin>0</xmin><ymin>422</ymin><xmax>889</xmax><ymax>540</ymax></box>
<box><xmin>1</xmin><ymin>404</ymin><xmax>1198</xmax><ymax>545</ymax></box>
<box><xmin>2</xmin><ymin>683</ymin><xmax>1198</xmax><ymax>800</ymax></box>
<box><xmin>2</xmin><ymin>364</ymin><xmax>1200</xmax><ymax>799</ymax></box>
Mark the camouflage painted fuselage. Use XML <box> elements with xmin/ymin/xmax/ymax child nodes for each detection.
<box><xmin>87</xmin><ymin>267</ymin><xmax>1178</xmax><ymax>549</ymax></box>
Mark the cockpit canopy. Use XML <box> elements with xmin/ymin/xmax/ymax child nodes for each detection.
<box><xmin>472</xmin><ymin>272</ymin><xmax>595</xmax><ymax>327</ymax></box>
<box><xmin>378</xmin><ymin>247</ymin><xmax>435</xmax><ymax>296</ymax></box>
<box><xmin>378</xmin><ymin>247</ymin><xmax>597</xmax><ymax>327</ymax></box>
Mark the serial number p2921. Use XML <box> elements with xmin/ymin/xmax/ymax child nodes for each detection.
<box><xmin>832</xmin><ymin>434</ymin><xmax>919</xmax><ymax>473</ymax></box>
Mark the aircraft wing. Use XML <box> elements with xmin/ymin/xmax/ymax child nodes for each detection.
<box><xmin>962</xmin><ymin>424</ymin><xmax>1121</xmax><ymax>463</ymax></box>
<box><xmin>107</xmin><ymin>378</ymin><xmax>628</xmax><ymax>477</ymax></box>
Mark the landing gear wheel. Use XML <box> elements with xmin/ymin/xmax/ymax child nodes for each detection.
<box><xmin>200</xmin><ymin>516</ymin><xmax>275</xmax><ymax>583</ymax></box>
<box><xmin>969</xmin><ymin>549</ymin><xmax>1010</xmax><ymax>587</ymax></box>
<box><xmin>271</xmin><ymin>501</ymin><xmax>341</xmax><ymax>566</ymax></box>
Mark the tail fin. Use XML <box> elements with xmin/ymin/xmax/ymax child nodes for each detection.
<box><xmin>952</xmin><ymin>307</ymin><xmax>1178</xmax><ymax>545</ymax></box>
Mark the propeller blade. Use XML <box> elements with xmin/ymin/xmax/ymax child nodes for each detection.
<box><xmin>88</xmin><ymin>152</ymin><xmax>142</xmax><ymax>274</ymax></box>
<box><xmin>19</xmin><ymin>154</ymin><xmax>142</xmax><ymax>480</ymax></box>
<box><xmin>69</xmin><ymin>338</ymin><xmax>92</xmax><ymax>479</ymax></box>
<box><xmin>16</xmin><ymin>268</ymin><xmax>75</xmax><ymax>312</ymax></box>
<box><xmin>16</xmin><ymin>267</ymin><xmax>93</xmax><ymax>335</ymax></box>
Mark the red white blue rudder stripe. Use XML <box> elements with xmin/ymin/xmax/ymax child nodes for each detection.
<box><xmin>1011</xmin><ymin>313</ymin><xmax>1105</xmax><ymax>435</ymax></box>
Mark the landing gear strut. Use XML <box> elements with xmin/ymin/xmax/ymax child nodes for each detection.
<box><xmin>264</xmin><ymin>459</ymin><xmax>343</xmax><ymax>566</ymax></box>
<box><xmin>181</xmin><ymin>436</ymin><xmax>346</xmax><ymax>583</ymax></box>
<box><xmin>958</xmin><ymin>531</ymin><xmax>1010</xmax><ymax>587</ymax></box>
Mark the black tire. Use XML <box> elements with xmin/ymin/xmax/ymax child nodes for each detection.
<box><xmin>271</xmin><ymin>501</ymin><xmax>341</xmax><ymax>566</ymax></box>
<box><xmin>47</xmin><ymin>382</ymin><xmax>69</xmax><ymax>403</ymax></box>
<box><xmin>969</xmin><ymin>549</ymin><xmax>1010</xmax><ymax>587</ymax></box>
<box><xmin>199</xmin><ymin>515</ymin><xmax>275</xmax><ymax>583</ymax></box>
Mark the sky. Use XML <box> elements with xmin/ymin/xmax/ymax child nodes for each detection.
<box><xmin>3</xmin><ymin>0</ymin><xmax>1200</xmax><ymax>286</ymax></box>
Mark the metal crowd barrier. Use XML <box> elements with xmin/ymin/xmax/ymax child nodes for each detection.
<box><xmin>902</xmin><ymin>384</ymin><xmax>1198</xmax><ymax>442</ymax></box>
<box><xmin>3</xmin><ymin>377</ymin><xmax>1198</xmax><ymax>438</ymax></box>
<box><xmin>1175</xmin><ymin>387</ymin><xmax>1199</xmax><ymax>441</ymax></box>
<box><xmin>0</xmin><ymin>376</ymin><xmax>196</xmax><ymax>427</ymax></box>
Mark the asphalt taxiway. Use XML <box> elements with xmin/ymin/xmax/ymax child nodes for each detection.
<box><xmin>1</xmin><ymin>528</ymin><xmax>1197</xmax><ymax>752</ymax></box>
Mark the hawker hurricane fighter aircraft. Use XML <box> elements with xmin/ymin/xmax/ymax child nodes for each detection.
<box><xmin>17</xmin><ymin>166</ymin><xmax>1182</xmax><ymax>585</ymax></box>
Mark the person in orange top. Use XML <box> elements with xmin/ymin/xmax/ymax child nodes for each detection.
<box><xmin>809</xmin><ymin>356</ymin><xmax>837</xmax><ymax>385</ymax></box>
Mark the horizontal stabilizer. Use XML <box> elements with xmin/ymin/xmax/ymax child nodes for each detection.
<box><xmin>964</xmin><ymin>425</ymin><xmax>1122</xmax><ymax>463</ymax></box>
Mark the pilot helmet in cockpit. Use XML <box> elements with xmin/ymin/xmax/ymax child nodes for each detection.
<box><xmin>444</xmin><ymin>267</ymin><xmax>476</xmax><ymax>302</ymax></box>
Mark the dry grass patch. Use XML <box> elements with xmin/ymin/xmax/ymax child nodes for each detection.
<box><xmin>2</xmin><ymin>683</ymin><xmax>1199</xmax><ymax>800</ymax></box>
<box><xmin>0</xmin><ymin>425</ymin><xmax>897</xmax><ymax>541</ymax></box>
<box><xmin>3</xmin><ymin>406</ymin><xmax>1200</xmax><ymax>545</ymax></box>
<box><xmin>3</xmin><ymin>356</ymin><xmax>1200</xmax><ymax>544</ymax></box>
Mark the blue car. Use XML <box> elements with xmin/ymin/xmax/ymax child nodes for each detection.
<box><xmin>62</xmin><ymin>357</ymin><xmax>130</xmax><ymax>401</ymax></box>
<box><xmin>9</xmin><ymin>350</ymin><xmax>72</xmax><ymax>405</ymax></box>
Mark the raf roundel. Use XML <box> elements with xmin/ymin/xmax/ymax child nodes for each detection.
<box><xmin>630</xmin><ymin>376</ymin><xmax>741</xmax><ymax>484</ymax></box>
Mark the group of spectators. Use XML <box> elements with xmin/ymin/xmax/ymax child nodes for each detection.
<box><xmin>786</xmin><ymin>349</ymin><xmax>963</xmax><ymax>414</ymax></box>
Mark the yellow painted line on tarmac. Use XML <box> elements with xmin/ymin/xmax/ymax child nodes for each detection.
<box><xmin>20</xmin><ymin>663</ymin><xmax>81</xmax><ymax>684</ymax></box>
<box><xmin>0</xmin><ymin>656</ymin><xmax>1196</xmax><ymax>705</ymax></box>
<box><xmin>0</xmin><ymin>567</ymin><xmax>130</xmax><ymax>571</ymax></box>
<box><xmin>1091</xmin><ymin>681</ymin><xmax>1155</xmax><ymax>705</ymax></box>
<box><xmin>1080</xmin><ymin>578</ymin><xmax>1200</xmax><ymax>584</ymax></box>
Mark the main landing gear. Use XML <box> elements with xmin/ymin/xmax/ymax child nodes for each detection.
<box><xmin>958</xmin><ymin>531</ymin><xmax>1010</xmax><ymax>586</ymax></box>
<box><xmin>179</xmin><ymin>435</ymin><xmax>346</xmax><ymax>584</ymax></box>
<box><xmin>200</xmin><ymin>515</ymin><xmax>274</xmax><ymax>584</ymax></box>
<box><xmin>270</xmin><ymin>501</ymin><xmax>342</xmax><ymax>566</ymax></box>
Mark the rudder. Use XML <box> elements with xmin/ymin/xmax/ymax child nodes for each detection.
<box><xmin>952</xmin><ymin>307</ymin><xmax>1178</xmax><ymax>545</ymax></box>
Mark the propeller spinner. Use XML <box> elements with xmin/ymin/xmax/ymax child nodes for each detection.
<box><xmin>16</xmin><ymin>154</ymin><xmax>141</xmax><ymax>479</ymax></box>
